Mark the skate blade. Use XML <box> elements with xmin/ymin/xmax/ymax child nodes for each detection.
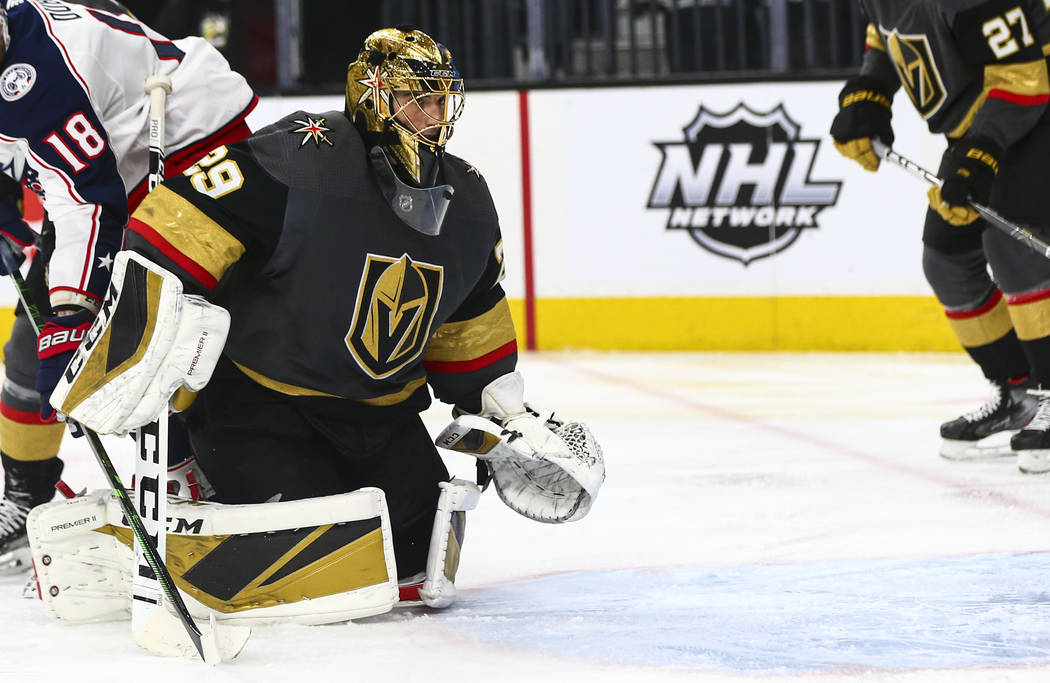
<box><xmin>1018</xmin><ymin>450</ymin><xmax>1050</xmax><ymax>474</ymax></box>
<box><xmin>0</xmin><ymin>544</ymin><xmax>32</xmax><ymax>576</ymax></box>
<box><xmin>939</xmin><ymin>433</ymin><xmax>1017</xmax><ymax>461</ymax></box>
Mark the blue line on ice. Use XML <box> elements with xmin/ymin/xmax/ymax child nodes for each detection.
<box><xmin>441</xmin><ymin>554</ymin><xmax>1050</xmax><ymax>673</ymax></box>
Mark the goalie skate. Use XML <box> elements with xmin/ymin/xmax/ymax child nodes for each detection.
<box><xmin>939</xmin><ymin>379</ymin><xmax>1036</xmax><ymax>460</ymax></box>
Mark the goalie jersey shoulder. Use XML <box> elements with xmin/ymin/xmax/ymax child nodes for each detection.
<box><xmin>246</xmin><ymin>110</ymin><xmax>368</xmax><ymax>197</ymax></box>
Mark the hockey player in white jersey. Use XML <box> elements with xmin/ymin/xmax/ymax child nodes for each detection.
<box><xmin>0</xmin><ymin>0</ymin><xmax>256</xmax><ymax>571</ymax></box>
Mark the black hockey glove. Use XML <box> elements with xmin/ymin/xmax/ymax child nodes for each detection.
<box><xmin>928</xmin><ymin>137</ymin><xmax>1001</xmax><ymax>226</ymax></box>
<box><xmin>830</xmin><ymin>75</ymin><xmax>895</xmax><ymax>172</ymax></box>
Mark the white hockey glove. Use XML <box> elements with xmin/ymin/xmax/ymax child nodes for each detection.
<box><xmin>48</xmin><ymin>251</ymin><xmax>230</xmax><ymax>435</ymax></box>
<box><xmin>435</xmin><ymin>372</ymin><xmax>605</xmax><ymax>524</ymax></box>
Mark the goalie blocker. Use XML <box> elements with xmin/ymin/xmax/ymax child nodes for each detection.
<box><xmin>48</xmin><ymin>251</ymin><xmax>230</xmax><ymax>435</ymax></box>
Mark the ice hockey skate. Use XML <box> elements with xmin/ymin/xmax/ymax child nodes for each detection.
<box><xmin>1011</xmin><ymin>389</ymin><xmax>1050</xmax><ymax>474</ymax></box>
<box><xmin>0</xmin><ymin>497</ymin><xmax>32</xmax><ymax>574</ymax></box>
<box><xmin>0</xmin><ymin>455</ymin><xmax>63</xmax><ymax>573</ymax></box>
<box><xmin>939</xmin><ymin>380</ymin><xmax>1037</xmax><ymax>460</ymax></box>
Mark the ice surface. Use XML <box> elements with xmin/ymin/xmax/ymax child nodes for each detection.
<box><xmin>4</xmin><ymin>351</ymin><xmax>1050</xmax><ymax>682</ymax></box>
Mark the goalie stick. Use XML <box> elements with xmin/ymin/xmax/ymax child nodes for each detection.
<box><xmin>871</xmin><ymin>139</ymin><xmax>1050</xmax><ymax>259</ymax></box>
<box><xmin>133</xmin><ymin>72</ymin><xmax>177</xmax><ymax>656</ymax></box>
<box><xmin>0</xmin><ymin>240</ymin><xmax>232</xmax><ymax>664</ymax></box>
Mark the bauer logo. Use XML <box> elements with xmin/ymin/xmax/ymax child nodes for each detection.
<box><xmin>647</xmin><ymin>103</ymin><xmax>841</xmax><ymax>265</ymax></box>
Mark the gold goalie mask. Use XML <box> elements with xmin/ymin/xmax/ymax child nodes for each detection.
<box><xmin>346</xmin><ymin>27</ymin><xmax>465</xmax><ymax>183</ymax></box>
<box><xmin>346</xmin><ymin>27</ymin><xmax>465</xmax><ymax>235</ymax></box>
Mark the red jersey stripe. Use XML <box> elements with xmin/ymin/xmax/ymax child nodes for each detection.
<box><xmin>127</xmin><ymin>218</ymin><xmax>218</xmax><ymax>289</ymax></box>
<box><xmin>423</xmin><ymin>340</ymin><xmax>517</xmax><ymax>374</ymax></box>
<box><xmin>987</xmin><ymin>89</ymin><xmax>1050</xmax><ymax>107</ymax></box>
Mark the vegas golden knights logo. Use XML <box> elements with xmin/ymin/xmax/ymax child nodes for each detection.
<box><xmin>346</xmin><ymin>253</ymin><xmax>444</xmax><ymax>379</ymax></box>
<box><xmin>881</xmin><ymin>27</ymin><xmax>946</xmax><ymax>118</ymax></box>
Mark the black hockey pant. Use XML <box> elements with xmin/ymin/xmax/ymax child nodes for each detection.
<box><xmin>181</xmin><ymin>357</ymin><xmax>449</xmax><ymax>580</ymax></box>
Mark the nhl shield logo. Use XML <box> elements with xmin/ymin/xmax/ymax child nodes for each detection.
<box><xmin>647</xmin><ymin>103</ymin><xmax>841</xmax><ymax>265</ymax></box>
<box><xmin>345</xmin><ymin>253</ymin><xmax>444</xmax><ymax>379</ymax></box>
<box><xmin>0</xmin><ymin>64</ymin><xmax>36</xmax><ymax>102</ymax></box>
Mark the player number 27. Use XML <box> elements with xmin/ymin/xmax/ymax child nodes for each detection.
<box><xmin>183</xmin><ymin>146</ymin><xmax>244</xmax><ymax>199</ymax></box>
<box><xmin>983</xmin><ymin>6</ymin><xmax>1034</xmax><ymax>59</ymax></box>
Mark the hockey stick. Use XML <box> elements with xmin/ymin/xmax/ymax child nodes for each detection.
<box><xmin>137</xmin><ymin>73</ymin><xmax>248</xmax><ymax>661</ymax></box>
<box><xmin>135</xmin><ymin>72</ymin><xmax>175</xmax><ymax>653</ymax></box>
<box><xmin>145</xmin><ymin>75</ymin><xmax>171</xmax><ymax>192</ymax></box>
<box><xmin>871</xmin><ymin>139</ymin><xmax>1050</xmax><ymax>259</ymax></box>
<box><xmin>0</xmin><ymin>240</ymin><xmax>217</xmax><ymax>663</ymax></box>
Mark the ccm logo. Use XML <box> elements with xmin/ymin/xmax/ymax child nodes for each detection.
<box><xmin>439</xmin><ymin>431</ymin><xmax>463</xmax><ymax>447</ymax></box>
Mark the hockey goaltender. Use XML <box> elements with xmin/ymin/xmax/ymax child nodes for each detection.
<box><xmin>23</xmin><ymin>26</ymin><xmax>605</xmax><ymax>648</ymax></box>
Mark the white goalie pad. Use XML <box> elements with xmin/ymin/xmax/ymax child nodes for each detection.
<box><xmin>49</xmin><ymin>251</ymin><xmax>230</xmax><ymax>435</ymax></box>
<box><xmin>435</xmin><ymin>372</ymin><xmax>605</xmax><ymax>524</ymax></box>
<box><xmin>27</xmin><ymin>487</ymin><xmax>399</xmax><ymax>626</ymax></box>
<box><xmin>419</xmin><ymin>479</ymin><xmax>481</xmax><ymax>608</ymax></box>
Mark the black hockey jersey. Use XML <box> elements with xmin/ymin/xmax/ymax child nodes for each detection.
<box><xmin>859</xmin><ymin>0</ymin><xmax>1050</xmax><ymax>147</ymax></box>
<box><xmin>125</xmin><ymin>111</ymin><xmax>517</xmax><ymax>415</ymax></box>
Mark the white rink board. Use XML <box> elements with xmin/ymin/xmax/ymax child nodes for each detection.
<box><xmin>527</xmin><ymin>81</ymin><xmax>945</xmax><ymax>297</ymax></box>
<box><xmin>0</xmin><ymin>83</ymin><xmax>947</xmax><ymax>309</ymax></box>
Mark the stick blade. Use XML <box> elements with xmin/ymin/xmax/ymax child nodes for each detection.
<box><xmin>134</xmin><ymin>608</ymin><xmax>251</xmax><ymax>664</ymax></box>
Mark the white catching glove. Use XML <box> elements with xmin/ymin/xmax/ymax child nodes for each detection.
<box><xmin>435</xmin><ymin>372</ymin><xmax>605</xmax><ymax>523</ymax></box>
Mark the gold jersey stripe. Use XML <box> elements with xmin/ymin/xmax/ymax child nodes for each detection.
<box><xmin>945</xmin><ymin>296</ymin><xmax>1014</xmax><ymax>347</ymax></box>
<box><xmin>233</xmin><ymin>361</ymin><xmax>427</xmax><ymax>406</ymax></box>
<box><xmin>948</xmin><ymin>59</ymin><xmax>1050</xmax><ymax>138</ymax></box>
<box><xmin>866</xmin><ymin>23</ymin><xmax>885</xmax><ymax>51</ymax></box>
<box><xmin>424</xmin><ymin>299</ymin><xmax>516</xmax><ymax>363</ymax></box>
<box><xmin>1008</xmin><ymin>297</ymin><xmax>1050</xmax><ymax>341</ymax></box>
<box><xmin>171</xmin><ymin>387</ymin><xmax>198</xmax><ymax>412</ymax></box>
<box><xmin>132</xmin><ymin>185</ymin><xmax>245</xmax><ymax>284</ymax></box>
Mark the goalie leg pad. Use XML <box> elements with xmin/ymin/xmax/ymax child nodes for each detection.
<box><xmin>27</xmin><ymin>492</ymin><xmax>132</xmax><ymax>623</ymax></box>
<box><xmin>413</xmin><ymin>479</ymin><xmax>481</xmax><ymax>608</ymax></box>
<box><xmin>28</xmin><ymin>487</ymin><xmax>399</xmax><ymax>625</ymax></box>
<box><xmin>48</xmin><ymin>251</ymin><xmax>230</xmax><ymax>435</ymax></box>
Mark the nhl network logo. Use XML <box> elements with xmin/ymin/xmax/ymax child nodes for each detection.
<box><xmin>648</xmin><ymin>103</ymin><xmax>841</xmax><ymax>265</ymax></box>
